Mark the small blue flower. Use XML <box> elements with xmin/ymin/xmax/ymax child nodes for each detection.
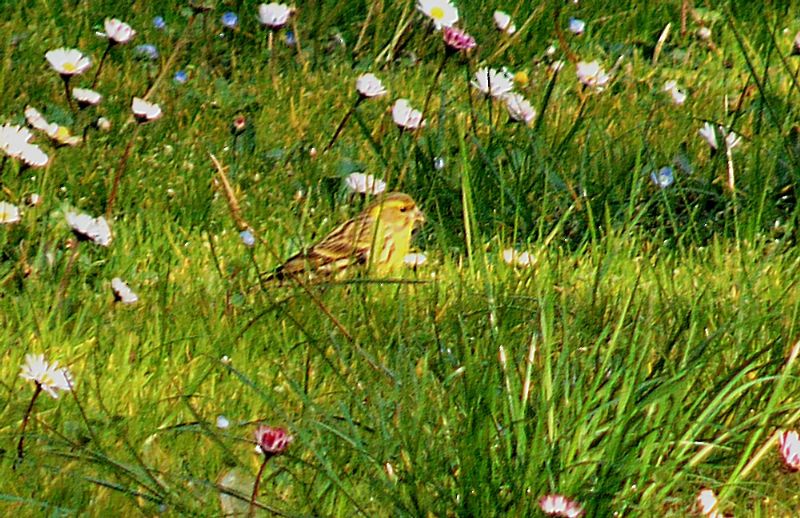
<box><xmin>173</xmin><ymin>70</ymin><xmax>188</xmax><ymax>84</ymax></box>
<box><xmin>568</xmin><ymin>17</ymin><xmax>586</xmax><ymax>35</ymax></box>
<box><xmin>135</xmin><ymin>44</ymin><xmax>159</xmax><ymax>60</ymax></box>
<box><xmin>285</xmin><ymin>30</ymin><xmax>296</xmax><ymax>46</ymax></box>
<box><xmin>650</xmin><ymin>166</ymin><xmax>674</xmax><ymax>189</ymax></box>
<box><xmin>221</xmin><ymin>11</ymin><xmax>238</xmax><ymax>28</ymax></box>
<box><xmin>240</xmin><ymin>230</ymin><xmax>255</xmax><ymax>247</ymax></box>
<box><xmin>153</xmin><ymin>16</ymin><xmax>166</xmax><ymax>30</ymax></box>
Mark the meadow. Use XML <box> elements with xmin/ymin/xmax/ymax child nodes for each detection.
<box><xmin>2</xmin><ymin>0</ymin><xmax>800</xmax><ymax>516</ymax></box>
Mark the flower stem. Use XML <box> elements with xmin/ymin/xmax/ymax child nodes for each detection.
<box><xmin>421</xmin><ymin>50</ymin><xmax>449</xmax><ymax>123</ymax></box>
<box><xmin>290</xmin><ymin>18</ymin><xmax>305</xmax><ymax>67</ymax></box>
<box><xmin>62</xmin><ymin>76</ymin><xmax>75</xmax><ymax>113</ymax></box>
<box><xmin>248</xmin><ymin>454</ymin><xmax>271</xmax><ymax>517</ymax></box>
<box><xmin>106</xmin><ymin>123</ymin><xmax>141</xmax><ymax>219</ymax></box>
<box><xmin>325</xmin><ymin>97</ymin><xmax>360</xmax><ymax>152</ymax></box>
<box><xmin>92</xmin><ymin>42</ymin><xmax>113</xmax><ymax>89</ymax></box>
<box><xmin>55</xmin><ymin>239</ymin><xmax>80</xmax><ymax>307</ymax></box>
<box><xmin>16</xmin><ymin>383</ymin><xmax>43</xmax><ymax>466</ymax></box>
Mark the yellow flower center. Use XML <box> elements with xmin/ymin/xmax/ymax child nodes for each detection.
<box><xmin>0</xmin><ymin>210</ymin><xmax>9</xmax><ymax>221</ymax></box>
<box><xmin>63</xmin><ymin>62</ymin><xmax>77</xmax><ymax>73</ymax></box>
<box><xmin>55</xmin><ymin>126</ymin><xmax>71</xmax><ymax>140</ymax></box>
<box><xmin>430</xmin><ymin>6</ymin><xmax>444</xmax><ymax>19</ymax></box>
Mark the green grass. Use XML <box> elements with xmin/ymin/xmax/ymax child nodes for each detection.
<box><xmin>2</xmin><ymin>0</ymin><xmax>800</xmax><ymax>516</ymax></box>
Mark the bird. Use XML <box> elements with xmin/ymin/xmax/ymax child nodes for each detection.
<box><xmin>266</xmin><ymin>192</ymin><xmax>425</xmax><ymax>281</ymax></box>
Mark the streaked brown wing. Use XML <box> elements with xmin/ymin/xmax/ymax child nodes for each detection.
<box><xmin>267</xmin><ymin>213</ymin><xmax>375</xmax><ymax>280</ymax></box>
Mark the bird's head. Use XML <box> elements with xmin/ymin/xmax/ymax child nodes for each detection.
<box><xmin>369</xmin><ymin>192</ymin><xmax>425</xmax><ymax>228</ymax></box>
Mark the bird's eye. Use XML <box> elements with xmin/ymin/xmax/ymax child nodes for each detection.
<box><xmin>399</xmin><ymin>206</ymin><xmax>408</xmax><ymax>212</ymax></box>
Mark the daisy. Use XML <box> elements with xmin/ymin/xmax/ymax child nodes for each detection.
<box><xmin>254</xmin><ymin>425</ymin><xmax>293</xmax><ymax>456</ymax></box>
<box><xmin>696</xmin><ymin>488</ymin><xmax>722</xmax><ymax>518</ymax></box>
<box><xmin>258</xmin><ymin>3</ymin><xmax>295</xmax><ymax>29</ymax></box>
<box><xmin>0</xmin><ymin>124</ymin><xmax>49</xmax><ymax>167</ymax></box>
<box><xmin>779</xmin><ymin>430</ymin><xmax>800</xmax><ymax>471</ymax></box>
<box><xmin>103</xmin><ymin>18</ymin><xmax>136</xmax><ymax>44</ymax></box>
<box><xmin>576</xmin><ymin>60</ymin><xmax>610</xmax><ymax>90</ymax></box>
<box><xmin>472</xmin><ymin>67</ymin><xmax>514</xmax><ymax>98</ymax></box>
<box><xmin>26</xmin><ymin>108</ymin><xmax>82</xmax><ymax>146</ymax></box>
<box><xmin>493</xmin><ymin>10</ymin><xmax>516</xmax><ymax>35</ymax></box>
<box><xmin>417</xmin><ymin>0</ymin><xmax>458</xmax><ymax>30</ymax></box>
<box><xmin>0</xmin><ymin>201</ymin><xmax>21</xmax><ymax>224</ymax></box>
<box><xmin>345</xmin><ymin>172</ymin><xmax>386</xmax><ymax>195</ymax></box>
<box><xmin>216</xmin><ymin>415</ymin><xmax>230</xmax><ymax>429</ymax></box>
<box><xmin>356</xmin><ymin>73</ymin><xmax>386</xmax><ymax>98</ymax></box>
<box><xmin>697</xmin><ymin>26</ymin><xmax>712</xmax><ymax>41</ymax></box>
<box><xmin>503</xmin><ymin>93</ymin><xmax>536</xmax><ymax>125</ymax></box>
<box><xmin>403</xmin><ymin>252</ymin><xmax>427</xmax><ymax>267</ymax></box>
<box><xmin>96</xmin><ymin>117</ymin><xmax>112</xmax><ymax>132</ymax></box>
<box><xmin>131</xmin><ymin>97</ymin><xmax>162</xmax><ymax>122</ymax></box>
<box><xmin>663</xmin><ymin>80</ymin><xmax>687</xmax><ymax>105</ymax></box>
<box><xmin>392</xmin><ymin>99</ymin><xmax>425</xmax><ymax>130</ymax></box>
<box><xmin>20</xmin><ymin>353</ymin><xmax>72</xmax><ymax>399</ymax></box>
<box><xmin>699</xmin><ymin>123</ymin><xmax>741</xmax><ymax>151</ymax></box>
<box><xmin>442</xmin><ymin>26</ymin><xmax>476</xmax><ymax>52</ymax></box>
<box><xmin>538</xmin><ymin>494</ymin><xmax>584</xmax><ymax>517</ymax></box>
<box><xmin>45</xmin><ymin>48</ymin><xmax>91</xmax><ymax>76</ymax></box>
<box><xmin>111</xmin><ymin>277</ymin><xmax>138</xmax><ymax>304</ymax></box>
<box><xmin>65</xmin><ymin>210</ymin><xmax>112</xmax><ymax>246</ymax></box>
<box><xmin>502</xmin><ymin>248</ymin><xmax>533</xmax><ymax>267</ymax></box>
<box><xmin>793</xmin><ymin>31</ymin><xmax>800</xmax><ymax>56</ymax></box>
<box><xmin>72</xmin><ymin>87</ymin><xmax>102</xmax><ymax>107</ymax></box>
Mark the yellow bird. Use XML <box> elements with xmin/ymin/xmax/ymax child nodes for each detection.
<box><xmin>267</xmin><ymin>192</ymin><xmax>425</xmax><ymax>280</ymax></box>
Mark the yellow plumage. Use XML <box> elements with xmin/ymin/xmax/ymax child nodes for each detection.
<box><xmin>268</xmin><ymin>192</ymin><xmax>425</xmax><ymax>280</ymax></box>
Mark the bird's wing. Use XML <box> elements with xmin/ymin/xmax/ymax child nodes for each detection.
<box><xmin>266</xmin><ymin>213</ymin><xmax>375</xmax><ymax>280</ymax></box>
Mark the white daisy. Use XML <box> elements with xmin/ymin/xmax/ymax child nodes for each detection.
<box><xmin>417</xmin><ymin>0</ymin><xmax>458</xmax><ymax>30</ymax></box>
<box><xmin>65</xmin><ymin>210</ymin><xmax>112</xmax><ymax>246</ymax></box>
<box><xmin>696</xmin><ymin>489</ymin><xmax>721</xmax><ymax>518</ymax></box>
<box><xmin>502</xmin><ymin>248</ymin><xmax>533</xmax><ymax>267</ymax></box>
<box><xmin>20</xmin><ymin>353</ymin><xmax>73</xmax><ymax>399</ymax></box>
<box><xmin>24</xmin><ymin>106</ymin><xmax>50</xmax><ymax>132</ymax></box>
<box><xmin>257</xmin><ymin>3</ymin><xmax>295</xmax><ymax>29</ymax></box>
<box><xmin>45</xmin><ymin>48</ymin><xmax>92</xmax><ymax>76</ymax></box>
<box><xmin>131</xmin><ymin>97</ymin><xmax>162</xmax><ymax>122</ymax></box>
<box><xmin>345</xmin><ymin>172</ymin><xmax>387</xmax><ymax>195</ymax></box>
<box><xmin>403</xmin><ymin>252</ymin><xmax>427</xmax><ymax>267</ymax></box>
<box><xmin>472</xmin><ymin>67</ymin><xmax>514</xmax><ymax>98</ymax></box>
<box><xmin>663</xmin><ymin>80</ymin><xmax>686</xmax><ymax>105</ymax></box>
<box><xmin>576</xmin><ymin>60</ymin><xmax>610</xmax><ymax>90</ymax></box>
<box><xmin>111</xmin><ymin>277</ymin><xmax>138</xmax><ymax>304</ymax></box>
<box><xmin>103</xmin><ymin>18</ymin><xmax>136</xmax><ymax>44</ymax></box>
<box><xmin>26</xmin><ymin>108</ymin><xmax>82</xmax><ymax>146</ymax></box>
<box><xmin>493</xmin><ymin>11</ymin><xmax>516</xmax><ymax>35</ymax></box>
<box><xmin>0</xmin><ymin>201</ymin><xmax>21</xmax><ymax>224</ymax></box>
<box><xmin>391</xmin><ymin>99</ymin><xmax>425</xmax><ymax>130</ymax></box>
<box><xmin>503</xmin><ymin>93</ymin><xmax>536</xmax><ymax>125</ymax></box>
<box><xmin>0</xmin><ymin>123</ymin><xmax>49</xmax><ymax>167</ymax></box>
<box><xmin>538</xmin><ymin>494</ymin><xmax>584</xmax><ymax>517</ymax></box>
<box><xmin>356</xmin><ymin>73</ymin><xmax>386</xmax><ymax>98</ymax></box>
<box><xmin>73</xmin><ymin>87</ymin><xmax>102</xmax><ymax>107</ymax></box>
<box><xmin>699</xmin><ymin>123</ymin><xmax>741</xmax><ymax>151</ymax></box>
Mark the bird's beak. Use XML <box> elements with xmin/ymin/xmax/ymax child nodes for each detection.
<box><xmin>414</xmin><ymin>207</ymin><xmax>426</xmax><ymax>225</ymax></box>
